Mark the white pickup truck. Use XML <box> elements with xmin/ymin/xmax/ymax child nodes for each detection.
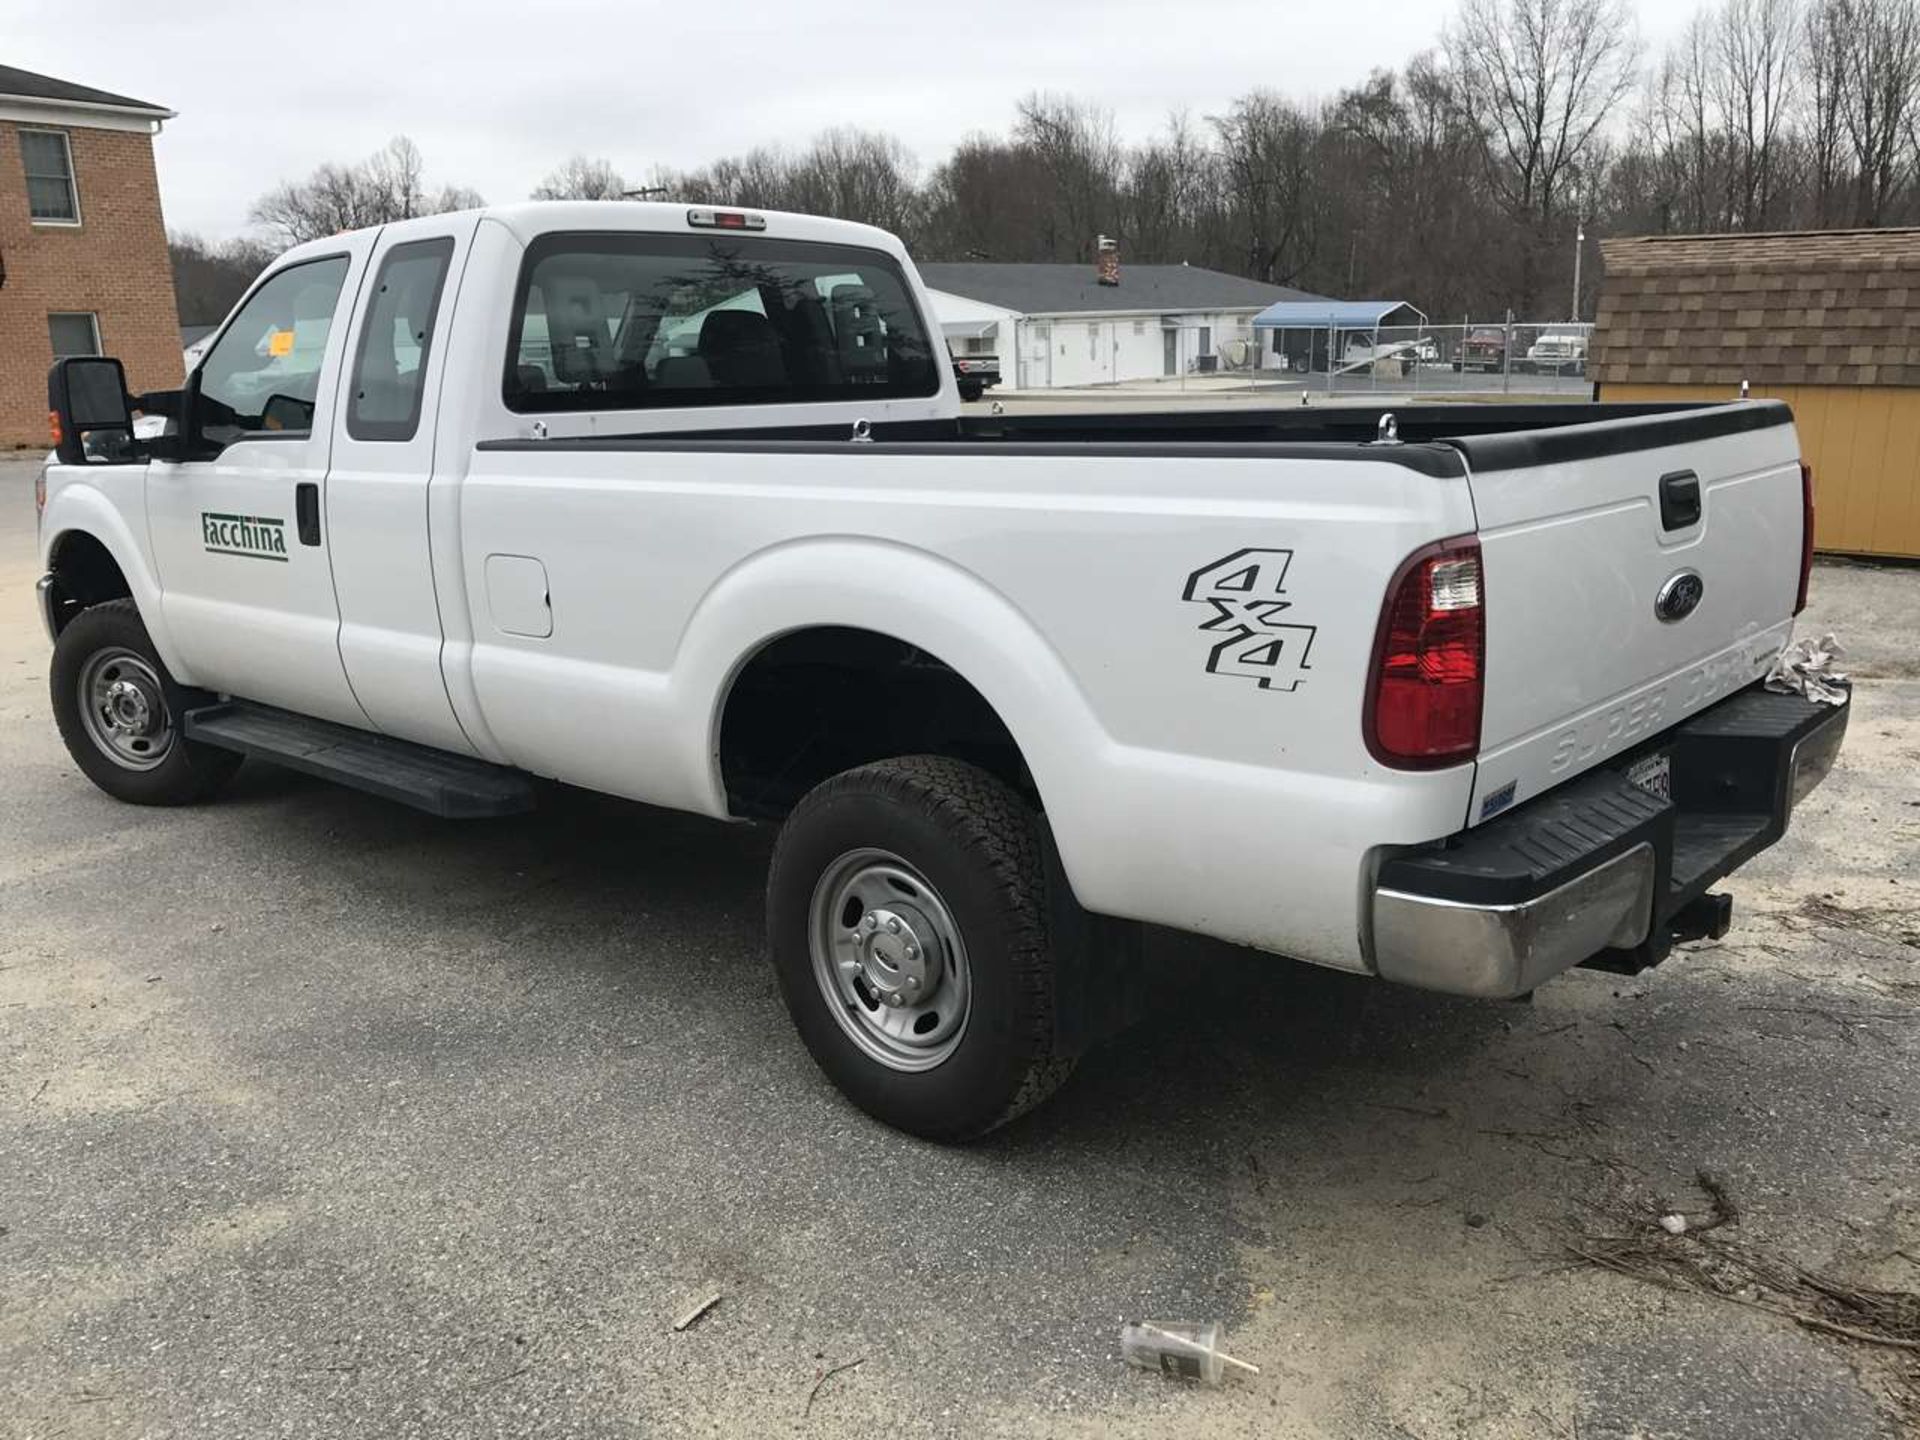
<box><xmin>37</xmin><ymin>202</ymin><xmax>1846</xmax><ymax>1139</ymax></box>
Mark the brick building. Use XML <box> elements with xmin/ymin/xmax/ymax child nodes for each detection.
<box><xmin>0</xmin><ymin>64</ymin><xmax>179</xmax><ymax>447</ymax></box>
<box><xmin>1591</xmin><ymin>229</ymin><xmax>1920</xmax><ymax>559</ymax></box>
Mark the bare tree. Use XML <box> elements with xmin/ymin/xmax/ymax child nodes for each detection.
<box><xmin>1805</xmin><ymin>0</ymin><xmax>1854</xmax><ymax>221</ymax></box>
<box><xmin>1014</xmin><ymin>93</ymin><xmax>1124</xmax><ymax>258</ymax></box>
<box><xmin>169</xmin><ymin>231</ymin><xmax>278</xmax><ymax>325</ymax></box>
<box><xmin>250</xmin><ymin>137</ymin><xmax>482</xmax><ymax>245</ymax></box>
<box><xmin>1839</xmin><ymin>0</ymin><xmax>1920</xmax><ymax>222</ymax></box>
<box><xmin>1715</xmin><ymin>0</ymin><xmax>1801</xmax><ymax>226</ymax></box>
<box><xmin>1211</xmin><ymin>92</ymin><xmax>1324</xmax><ymax>284</ymax></box>
<box><xmin>531</xmin><ymin>155</ymin><xmax>631</xmax><ymax>200</ymax></box>
<box><xmin>1122</xmin><ymin>111</ymin><xmax>1216</xmax><ymax>262</ymax></box>
<box><xmin>1446</xmin><ymin>0</ymin><xmax>1641</xmax><ymax>306</ymax></box>
<box><xmin>784</xmin><ymin>129</ymin><xmax>922</xmax><ymax>237</ymax></box>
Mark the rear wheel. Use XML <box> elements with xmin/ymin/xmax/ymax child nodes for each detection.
<box><xmin>50</xmin><ymin>599</ymin><xmax>241</xmax><ymax>805</ymax></box>
<box><xmin>766</xmin><ymin>756</ymin><xmax>1076</xmax><ymax>1140</ymax></box>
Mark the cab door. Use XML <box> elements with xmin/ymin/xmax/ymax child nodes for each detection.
<box><xmin>146</xmin><ymin>236</ymin><xmax>376</xmax><ymax>727</ymax></box>
<box><xmin>324</xmin><ymin>217</ymin><xmax>479</xmax><ymax>753</ymax></box>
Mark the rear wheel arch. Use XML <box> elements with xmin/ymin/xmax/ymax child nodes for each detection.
<box><xmin>717</xmin><ymin>625</ymin><xmax>1037</xmax><ymax>819</ymax></box>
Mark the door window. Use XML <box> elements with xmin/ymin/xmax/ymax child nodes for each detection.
<box><xmin>348</xmin><ymin>238</ymin><xmax>454</xmax><ymax>442</ymax></box>
<box><xmin>196</xmin><ymin>256</ymin><xmax>351</xmax><ymax>448</ymax></box>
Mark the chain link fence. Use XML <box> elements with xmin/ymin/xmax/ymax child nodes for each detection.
<box><xmin>1047</xmin><ymin>320</ymin><xmax>1595</xmax><ymax>399</ymax></box>
<box><xmin>1274</xmin><ymin>320</ymin><xmax>1594</xmax><ymax>398</ymax></box>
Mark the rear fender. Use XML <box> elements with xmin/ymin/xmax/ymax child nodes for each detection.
<box><xmin>679</xmin><ymin>537</ymin><xmax>1110</xmax><ymax>884</ymax></box>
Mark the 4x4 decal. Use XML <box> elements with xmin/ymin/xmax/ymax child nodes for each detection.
<box><xmin>1182</xmin><ymin>548</ymin><xmax>1317</xmax><ymax>692</ymax></box>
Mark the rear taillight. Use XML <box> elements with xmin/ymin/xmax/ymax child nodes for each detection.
<box><xmin>1796</xmin><ymin>461</ymin><xmax>1815</xmax><ymax>614</ymax></box>
<box><xmin>1366</xmin><ymin>536</ymin><xmax>1485</xmax><ymax>769</ymax></box>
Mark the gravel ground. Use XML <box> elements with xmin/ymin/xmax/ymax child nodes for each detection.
<box><xmin>2</xmin><ymin>454</ymin><xmax>1916</xmax><ymax>1439</ymax></box>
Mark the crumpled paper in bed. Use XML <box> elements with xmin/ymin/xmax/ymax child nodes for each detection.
<box><xmin>1765</xmin><ymin>633</ymin><xmax>1849</xmax><ymax>705</ymax></box>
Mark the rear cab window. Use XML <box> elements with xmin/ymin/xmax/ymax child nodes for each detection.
<box><xmin>349</xmin><ymin>237</ymin><xmax>455</xmax><ymax>442</ymax></box>
<box><xmin>503</xmin><ymin>232</ymin><xmax>939</xmax><ymax>413</ymax></box>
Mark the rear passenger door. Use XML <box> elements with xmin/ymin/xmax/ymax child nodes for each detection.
<box><xmin>326</xmin><ymin>216</ymin><xmax>480</xmax><ymax>754</ymax></box>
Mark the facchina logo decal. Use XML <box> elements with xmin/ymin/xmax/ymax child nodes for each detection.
<box><xmin>201</xmin><ymin>512</ymin><xmax>288</xmax><ymax>562</ymax></box>
<box><xmin>1182</xmin><ymin>548</ymin><xmax>1318</xmax><ymax>692</ymax></box>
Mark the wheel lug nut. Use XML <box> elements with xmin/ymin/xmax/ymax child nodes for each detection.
<box><xmin>864</xmin><ymin>915</ymin><xmax>878</xmax><ymax>931</ymax></box>
<box><xmin>904</xmin><ymin>944</ymin><xmax>917</xmax><ymax>959</ymax></box>
<box><xmin>887</xmin><ymin>918</ymin><xmax>902</xmax><ymax>934</ymax></box>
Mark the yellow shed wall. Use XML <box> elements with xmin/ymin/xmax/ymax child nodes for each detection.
<box><xmin>1598</xmin><ymin>382</ymin><xmax>1920</xmax><ymax>559</ymax></box>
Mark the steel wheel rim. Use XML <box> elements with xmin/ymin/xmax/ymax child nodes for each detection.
<box><xmin>808</xmin><ymin>847</ymin><xmax>971</xmax><ymax>1072</ymax></box>
<box><xmin>77</xmin><ymin>647</ymin><xmax>174</xmax><ymax>772</ymax></box>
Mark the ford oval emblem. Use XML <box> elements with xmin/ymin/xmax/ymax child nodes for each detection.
<box><xmin>1655</xmin><ymin>569</ymin><xmax>1705</xmax><ymax>623</ymax></box>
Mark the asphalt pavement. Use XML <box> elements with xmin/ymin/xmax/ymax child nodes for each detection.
<box><xmin>3</xmin><ymin>453</ymin><xmax>1916</xmax><ymax>1439</ymax></box>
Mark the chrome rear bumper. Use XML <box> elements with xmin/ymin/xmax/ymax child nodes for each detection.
<box><xmin>1369</xmin><ymin>685</ymin><xmax>1849</xmax><ymax>1000</ymax></box>
<box><xmin>1374</xmin><ymin>843</ymin><xmax>1656</xmax><ymax>999</ymax></box>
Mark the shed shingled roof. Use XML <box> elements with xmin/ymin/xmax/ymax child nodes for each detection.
<box><xmin>1592</xmin><ymin>229</ymin><xmax>1920</xmax><ymax>389</ymax></box>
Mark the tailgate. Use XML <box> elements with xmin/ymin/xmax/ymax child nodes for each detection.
<box><xmin>1452</xmin><ymin>402</ymin><xmax>1805</xmax><ymax>825</ymax></box>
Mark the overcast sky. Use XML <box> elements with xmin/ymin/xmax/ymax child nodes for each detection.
<box><xmin>9</xmin><ymin>0</ymin><xmax>1696</xmax><ymax>242</ymax></box>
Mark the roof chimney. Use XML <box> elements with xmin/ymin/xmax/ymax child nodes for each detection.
<box><xmin>1096</xmin><ymin>235</ymin><xmax>1119</xmax><ymax>287</ymax></box>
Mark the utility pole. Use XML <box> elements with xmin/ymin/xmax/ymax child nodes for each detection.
<box><xmin>1570</xmin><ymin>191</ymin><xmax>1587</xmax><ymax>322</ymax></box>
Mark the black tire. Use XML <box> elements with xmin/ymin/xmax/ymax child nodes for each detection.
<box><xmin>766</xmin><ymin>756</ymin><xmax>1076</xmax><ymax>1141</ymax></box>
<box><xmin>957</xmin><ymin>380</ymin><xmax>984</xmax><ymax>402</ymax></box>
<box><xmin>50</xmin><ymin>599</ymin><xmax>241</xmax><ymax>806</ymax></box>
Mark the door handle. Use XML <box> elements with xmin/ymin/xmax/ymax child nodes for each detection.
<box><xmin>295</xmin><ymin>482</ymin><xmax>321</xmax><ymax>546</ymax></box>
<box><xmin>1659</xmin><ymin>470</ymin><xmax>1701</xmax><ymax>531</ymax></box>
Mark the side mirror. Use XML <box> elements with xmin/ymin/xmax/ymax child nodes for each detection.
<box><xmin>48</xmin><ymin>356</ymin><xmax>136</xmax><ymax>465</ymax></box>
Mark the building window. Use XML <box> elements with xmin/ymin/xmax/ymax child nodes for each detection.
<box><xmin>21</xmin><ymin>129</ymin><xmax>80</xmax><ymax>224</ymax></box>
<box><xmin>49</xmin><ymin>312</ymin><xmax>101</xmax><ymax>358</ymax></box>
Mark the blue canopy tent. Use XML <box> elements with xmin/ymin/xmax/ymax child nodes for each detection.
<box><xmin>1251</xmin><ymin>299</ymin><xmax>1429</xmax><ymax>374</ymax></box>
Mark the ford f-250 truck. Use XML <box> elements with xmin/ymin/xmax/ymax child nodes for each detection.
<box><xmin>36</xmin><ymin>202</ymin><xmax>1846</xmax><ymax>1140</ymax></box>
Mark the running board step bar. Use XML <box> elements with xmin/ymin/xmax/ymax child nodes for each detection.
<box><xmin>183</xmin><ymin>702</ymin><xmax>537</xmax><ymax>819</ymax></box>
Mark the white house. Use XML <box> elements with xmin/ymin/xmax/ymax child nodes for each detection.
<box><xmin>917</xmin><ymin>260</ymin><xmax>1329</xmax><ymax>389</ymax></box>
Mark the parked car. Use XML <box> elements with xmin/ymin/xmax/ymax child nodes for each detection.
<box><xmin>39</xmin><ymin>201</ymin><xmax>1843</xmax><ymax>1141</ymax></box>
<box><xmin>1525</xmin><ymin>329</ymin><xmax>1589</xmax><ymax>374</ymax></box>
<box><xmin>1341</xmin><ymin>335</ymin><xmax>1440</xmax><ymax>368</ymax></box>
<box><xmin>951</xmin><ymin>351</ymin><xmax>1000</xmax><ymax>402</ymax></box>
<box><xmin>1459</xmin><ymin>327</ymin><xmax>1508</xmax><ymax>372</ymax></box>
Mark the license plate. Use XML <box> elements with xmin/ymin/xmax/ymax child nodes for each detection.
<box><xmin>1625</xmin><ymin>751</ymin><xmax>1672</xmax><ymax>801</ymax></box>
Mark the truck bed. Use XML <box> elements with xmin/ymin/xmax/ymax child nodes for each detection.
<box><xmin>481</xmin><ymin>400</ymin><xmax>1786</xmax><ymax>475</ymax></box>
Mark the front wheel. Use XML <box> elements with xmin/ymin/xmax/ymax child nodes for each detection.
<box><xmin>766</xmin><ymin>756</ymin><xmax>1076</xmax><ymax>1140</ymax></box>
<box><xmin>50</xmin><ymin>599</ymin><xmax>241</xmax><ymax>805</ymax></box>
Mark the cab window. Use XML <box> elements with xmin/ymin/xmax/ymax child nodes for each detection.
<box><xmin>196</xmin><ymin>256</ymin><xmax>350</xmax><ymax>447</ymax></box>
<box><xmin>504</xmin><ymin>232</ymin><xmax>939</xmax><ymax>412</ymax></box>
<box><xmin>348</xmin><ymin>238</ymin><xmax>454</xmax><ymax>442</ymax></box>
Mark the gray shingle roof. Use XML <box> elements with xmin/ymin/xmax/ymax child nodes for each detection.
<box><xmin>0</xmin><ymin>63</ymin><xmax>170</xmax><ymax>116</ymax></box>
<box><xmin>916</xmin><ymin>262</ymin><xmax>1324</xmax><ymax>316</ymax></box>
<box><xmin>1593</xmin><ymin>229</ymin><xmax>1920</xmax><ymax>388</ymax></box>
